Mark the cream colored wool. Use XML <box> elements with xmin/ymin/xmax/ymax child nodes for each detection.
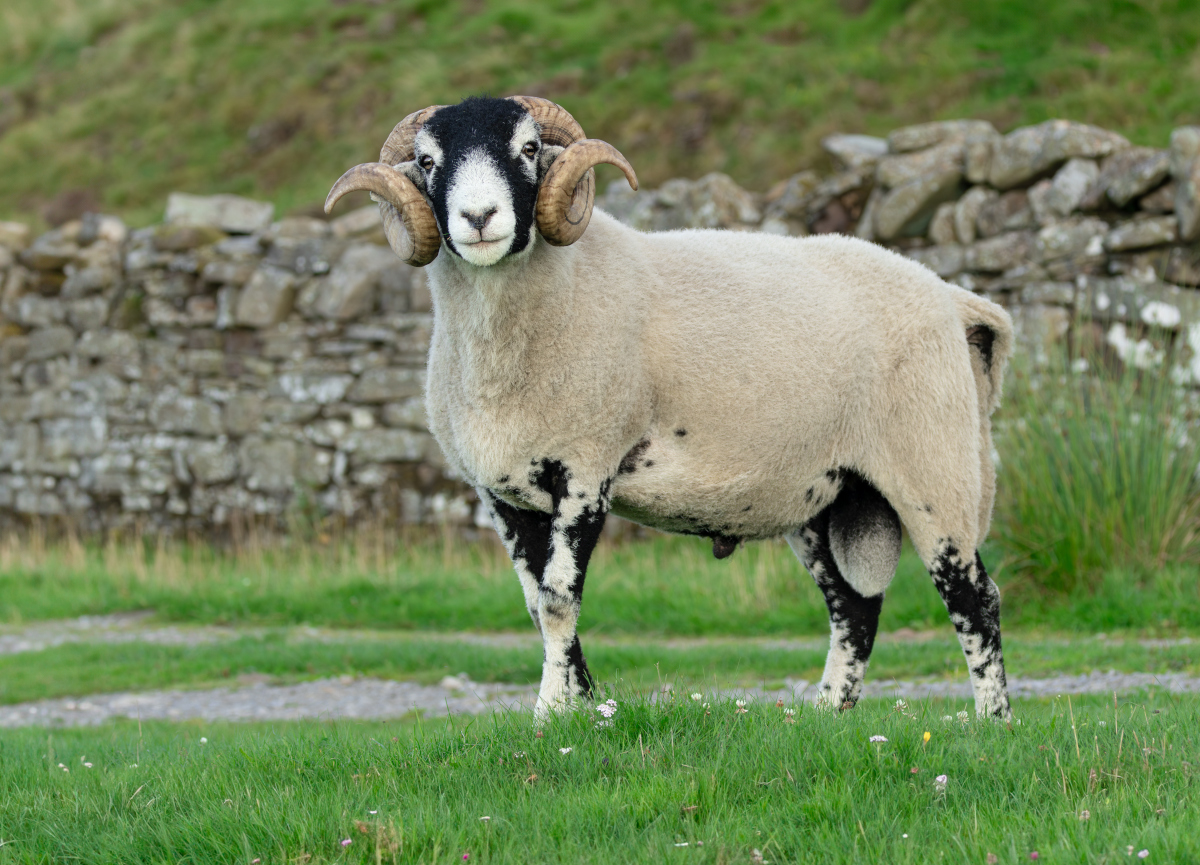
<box><xmin>427</xmin><ymin>210</ymin><xmax>1011</xmax><ymax>563</ymax></box>
<box><xmin>422</xmin><ymin>208</ymin><xmax>1014</xmax><ymax>719</ymax></box>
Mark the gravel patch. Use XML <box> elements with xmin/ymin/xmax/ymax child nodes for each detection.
<box><xmin>4</xmin><ymin>671</ymin><xmax>1198</xmax><ymax>728</ymax></box>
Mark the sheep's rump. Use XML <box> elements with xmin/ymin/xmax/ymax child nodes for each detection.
<box><xmin>596</xmin><ymin>218</ymin><xmax>1013</xmax><ymax>545</ymax></box>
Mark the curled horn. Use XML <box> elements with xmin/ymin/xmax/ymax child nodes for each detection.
<box><xmin>324</xmin><ymin>105</ymin><xmax>447</xmax><ymax>267</ymax></box>
<box><xmin>508</xmin><ymin>96</ymin><xmax>639</xmax><ymax>247</ymax></box>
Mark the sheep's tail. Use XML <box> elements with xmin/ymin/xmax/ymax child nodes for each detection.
<box><xmin>951</xmin><ymin>289</ymin><xmax>1013</xmax><ymax>415</ymax></box>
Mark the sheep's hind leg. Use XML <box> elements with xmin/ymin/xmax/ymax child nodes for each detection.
<box><xmin>926</xmin><ymin>541</ymin><xmax>1010</xmax><ymax>719</ymax></box>
<box><xmin>529</xmin><ymin>462</ymin><xmax>610</xmax><ymax>720</ymax></box>
<box><xmin>787</xmin><ymin>473</ymin><xmax>901</xmax><ymax>709</ymax></box>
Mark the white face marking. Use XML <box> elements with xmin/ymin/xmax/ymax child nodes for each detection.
<box><xmin>445</xmin><ymin>147</ymin><xmax>519</xmax><ymax>267</ymax></box>
<box><xmin>509</xmin><ymin>116</ymin><xmax>540</xmax><ymax>185</ymax></box>
<box><xmin>412</xmin><ymin>129</ymin><xmax>443</xmax><ymax>188</ymax></box>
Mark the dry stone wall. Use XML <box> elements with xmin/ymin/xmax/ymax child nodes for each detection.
<box><xmin>2</xmin><ymin>118</ymin><xmax>1200</xmax><ymax>531</ymax></box>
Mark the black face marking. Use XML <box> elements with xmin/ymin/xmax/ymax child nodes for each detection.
<box><xmin>966</xmin><ymin>324</ymin><xmax>995</xmax><ymax>372</ymax></box>
<box><xmin>498</xmin><ymin>475</ymin><xmax>509</xmax><ymax>484</ymax></box>
<box><xmin>419</xmin><ymin>96</ymin><xmax>542</xmax><ymax>261</ymax></box>
<box><xmin>618</xmin><ymin>438</ymin><xmax>651</xmax><ymax>474</ymax></box>
<box><xmin>711</xmin><ymin>535</ymin><xmax>740</xmax><ymax>559</ymax></box>
<box><xmin>643</xmin><ymin>460</ymin><xmax>654</xmax><ymax>467</ymax></box>
<box><xmin>742</xmin><ymin>505</ymin><xmax>752</xmax><ymax>512</ymax></box>
<box><xmin>674</xmin><ymin>429</ymin><xmax>687</xmax><ymax>437</ymax></box>
<box><xmin>805</xmin><ymin>487</ymin><xmax>815</xmax><ymax>502</ymax></box>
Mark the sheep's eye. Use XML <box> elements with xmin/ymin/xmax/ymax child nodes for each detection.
<box><xmin>419</xmin><ymin>155</ymin><xmax>435</xmax><ymax>170</ymax></box>
<box><xmin>521</xmin><ymin>141</ymin><xmax>538</xmax><ymax>158</ymax></box>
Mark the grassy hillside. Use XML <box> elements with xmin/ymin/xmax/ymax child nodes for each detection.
<box><xmin>1</xmin><ymin>0</ymin><xmax>1199</xmax><ymax>228</ymax></box>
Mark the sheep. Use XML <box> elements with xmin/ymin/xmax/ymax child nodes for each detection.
<box><xmin>326</xmin><ymin>95</ymin><xmax>1016</xmax><ymax>720</ymax></box>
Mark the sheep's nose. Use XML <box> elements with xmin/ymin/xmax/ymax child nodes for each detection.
<box><xmin>461</xmin><ymin>208</ymin><xmax>497</xmax><ymax>231</ymax></box>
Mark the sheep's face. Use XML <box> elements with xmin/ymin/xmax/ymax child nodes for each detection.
<box><xmin>410</xmin><ymin>97</ymin><xmax>557</xmax><ymax>268</ymax></box>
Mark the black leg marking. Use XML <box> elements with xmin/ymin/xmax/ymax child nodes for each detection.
<box><xmin>483</xmin><ymin>490</ymin><xmax>551</xmax><ymax>632</ymax></box>
<box><xmin>792</xmin><ymin>505</ymin><xmax>883</xmax><ymax>710</ymax></box>
<box><xmin>929</xmin><ymin>543</ymin><xmax>1010</xmax><ymax>718</ymax></box>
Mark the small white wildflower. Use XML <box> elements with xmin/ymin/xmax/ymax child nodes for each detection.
<box><xmin>894</xmin><ymin>699</ymin><xmax>908</xmax><ymax>711</ymax></box>
<box><xmin>957</xmin><ymin>711</ymin><xmax>970</xmax><ymax>723</ymax></box>
<box><xmin>784</xmin><ymin>708</ymin><xmax>795</xmax><ymax>716</ymax></box>
<box><xmin>57</xmin><ymin>763</ymin><xmax>68</xmax><ymax>773</ymax></box>
<box><xmin>369</xmin><ymin>810</ymin><xmax>378</xmax><ymax>815</ymax></box>
<box><xmin>736</xmin><ymin>699</ymin><xmax>747</xmax><ymax>708</ymax></box>
<box><xmin>702</xmin><ymin>702</ymin><xmax>710</xmax><ymax>709</ymax></box>
<box><xmin>597</xmin><ymin>703</ymin><xmax>617</xmax><ymax>718</ymax></box>
<box><xmin>1138</xmin><ymin>850</ymin><xmax>1149</xmax><ymax>859</ymax></box>
<box><xmin>605</xmin><ymin>699</ymin><xmax>617</xmax><ymax>708</ymax></box>
<box><xmin>559</xmin><ymin>747</ymin><xmax>572</xmax><ymax>755</ymax></box>
<box><xmin>479</xmin><ymin>816</ymin><xmax>490</xmax><ymax>823</ymax></box>
<box><xmin>1099</xmin><ymin>721</ymin><xmax>1107</xmax><ymax>727</ymax></box>
<box><xmin>594</xmin><ymin>720</ymin><xmax>613</xmax><ymax>729</ymax></box>
<box><xmin>83</xmin><ymin>762</ymin><xmax>93</xmax><ymax>769</ymax></box>
<box><xmin>513</xmin><ymin>751</ymin><xmax>525</xmax><ymax>759</ymax></box>
<box><xmin>199</xmin><ymin>737</ymin><xmax>208</xmax><ymax>744</ymax></box>
<box><xmin>942</xmin><ymin>715</ymin><xmax>953</xmax><ymax>722</ymax></box>
<box><xmin>903</xmin><ymin>834</ymin><xmax>908</xmax><ymax>838</ymax></box>
<box><xmin>691</xmin><ymin>693</ymin><xmax>703</xmax><ymax>702</ymax></box>
<box><xmin>870</xmin><ymin>735</ymin><xmax>888</xmax><ymax>743</ymax></box>
<box><xmin>934</xmin><ymin>774</ymin><xmax>948</xmax><ymax>792</ymax></box>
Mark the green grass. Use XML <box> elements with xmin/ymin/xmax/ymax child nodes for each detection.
<box><xmin>3</xmin><ymin>530</ymin><xmax>1198</xmax><ymax>636</ymax></box>
<box><xmin>2</xmin><ymin>0</ymin><xmax>1200</xmax><ymax>227</ymax></box>
<box><xmin>1</xmin><ymin>692</ymin><xmax>1196</xmax><ymax>863</ymax></box>
<box><xmin>993</xmin><ymin>358</ymin><xmax>1200</xmax><ymax>596</ymax></box>
<box><xmin>1</xmin><ymin>630</ymin><xmax>1197</xmax><ymax>707</ymax></box>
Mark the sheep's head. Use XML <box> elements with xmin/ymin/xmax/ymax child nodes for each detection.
<box><xmin>325</xmin><ymin>96</ymin><xmax>638</xmax><ymax>268</ymax></box>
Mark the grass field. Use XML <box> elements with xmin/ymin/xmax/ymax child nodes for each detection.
<box><xmin>2</xmin><ymin>0</ymin><xmax>1200</xmax><ymax>227</ymax></box>
<box><xmin>2</xmin><ymin>692</ymin><xmax>1196</xmax><ymax>864</ymax></box>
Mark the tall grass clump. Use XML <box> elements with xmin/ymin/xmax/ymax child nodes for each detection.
<box><xmin>992</xmin><ymin>351</ymin><xmax>1200</xmax><ymax>593</ymax></box>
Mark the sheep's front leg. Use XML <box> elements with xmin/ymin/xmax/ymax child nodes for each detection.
<box><xmin>532</xmin><ymin>464</ymin><xmax>609</xmax><ymax>719</ymax></box>
<box><xmin>480</xmin><ymin>489</ymin><xmax>551</xmax><ymax>635</ymax></box>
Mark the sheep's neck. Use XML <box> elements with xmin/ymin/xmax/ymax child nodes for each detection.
<box><xmin>429</xmin><ymin>243</ymin><xmax>575</xmax><ymax>403</ymax></box>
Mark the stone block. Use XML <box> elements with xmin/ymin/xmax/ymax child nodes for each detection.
<box><xmin>201</xmin><ymin>260</ymin><xmax>256</xmax><ymax>286</ymax></box>
<box><xmin>223</xmin><ymin>394</ymin><xmax>265</xmax><ymax>436</ymax></box>
<box><xmin>0</xmin><ymin>336</ymin><xmax>28</xmax><ymax>367</ymax></box>
<box><xmin>1165</xmin><ymin>246</ymin><xmax>1200</xmax><ymax>286</ymax></box>
<box><xmin>989</xmin><ymin>120</ymin><xmax>1129</xmax><ymax>190</ymax></box>
<box><xmin>341</xmin><ymin>428</ymin><xmax>429</xmax><ymax>464</ymax></box>
<box><xmin>76</xmin><ymin>330</ymin><xmax>138</xmax><ymax>361</ymax></box>
<box><xmin>266</xmin><ymin>237</ymin><xmax>339</xmax><ymax>276</ymax></box>
<box><xmin>235</xmin><ymin>266</ymin><xmax>296</xmax><ymax>328</ymax></box>
<box><xmin>25</xmin><ymin>326</ymin><xmax>76</xmax><ymax>361</ymax></box>
<box><xmin>189</xmin><ymin>441</ymin><xmax>239</xmax><ymax>484</ymax></box>
<box><xmin>330</xmin><ymin>205</ymin><xmax>383</xmax><ymax>239</ymax></box>
<box><xmin>1043</xmin><ymin>158</ymin><xmax>1099</xmax><ymax>217</ymax></box>
<box><xmin>315</xmin><ymin>243</ymin><xmax>397</xmax><ymax>321</ymax></box>
<box><xmin>239</xmin><ymin>436</ymin><xmax>297</xmax><ymax>493</ymax></box>
<box><xmin>886</xmin><ymin>120</ymin><xmax>996</xmax><ymax>154</ymax></box>
<box><xmin>1034</xmin><ymin>217</ymin><xmax>1108</xmax><ymax>262</ymax></box>
<box><xmin>264</xmin><ymin>399</ymin><xmax>321</xmax><ymax>424</ymax></box>
<box><xmin>151</xmin><ymin>394</ymin><xmax>223</xmax><ymax>436</ymax></box>
<box><xmin>906</xmin><ymin>244</ymin><xmax>964</xmax><ymax>277</ymax></box>
<box><xmin>1170</xmin><ymin>126</ymin><xmax>1200</xmax><ymax>241</ymax></box>
<box><xmin>347</xmin><ymin>367</ymin><xmax>423</xmax><ymax>403</ymax></box>
<box><xmin>977</xmin><ymin>190</ymin><xmax>1034</xmax><ymax>238</ymax></box>
<box><xmin>965</xmin><ymin>231</ymin><xmax>1034</xmax><ymax>273</ymax></box>
<box><xmin>1139</xmin><ymin>181</ymin><xmax>1176</xmax><ymax>214</ymax></box>
<box><xmin>153</xmin><ymin>223</ymin><xmax>228</xmax><ymax>252</ymax></box>
<box><xmin>165</xmin><ymin>193</ymin><xmax>275</xmax><ymax>234</ymax></box>
<box><xmin>873</xmin><ymin>169</ymin><xmax>963</xmax><ymax>240</ymax></box>
<box><xmin>953</xmin><ymin>186</ymin><xmax>995</xmax><ymax>245</ymax></box>
<box><xmin>77</xmin><ymin>213</ymin><xmax>128</xmax><ymax>246</ymax></box>
<box><xmin>40</xmin><ymin>416</ymin><xmax>107</xmax><ymax>459</ymax></box>
<box><xmin>1105</xmin><ymin>148</ymin><xmax>1172</xmax><ymax>207</ymax></box>
<box><xmin>268</xmin><ymin>217</ymin><xmax>332</xmax><ymax>241</ymax></box>
<box><xmin>1020</xmin><ymin>281</ymin><xmax>1076</xmax><ymax>306</ymax></box>
<box><xmin>61</xmin><ymin>265</ymin><xmax>117</xmax><ymax>297</ymax></box>
<box><xmin>0</xmin><ymin>221</ymin><xmax>31</xmax><ymax>251</ymax></box>
<box><xmin>1104</xmin><ymin>217</ymin><xmax>1178</xmax><ymax>252</ymax></box>
<box><xmin>185</xmin><ymin>295</ymin><xmax>219</xmax><ymax>327</ymax></box>
<box><xmin>184</xmin><ymin>349</ymin><xmax>225</xmax><ymax>376</ymax></box>
<box><xmin>964</xmin><ymin>128</ymin><xmax>1000</xmax><ymax>185</ymax></box>
<box><xmin>928</xmin><ymin>202</ymin><xmax>958</xmax><ymax>245</ymax></box>
<box><xmin>20</xmin><ymin>234</ymin><xmax>78</xmax><ymax>271</ymax></box>
<box><xmin>0</xmin><ymin>246</ymin><xmax>12</xmax><ymax>269</ymax></box>
<box><xmin>276</xmin><ymin>372</ymin><xmax>354</xmax><ymax>404</ymax></box>
<box><xmin>821</xmin><ymin>134</ymin><xmax>888</xmax><ymax>171</ymax></box>
<box><xmin>876</xmin><ymin>140</ymin><xmax>965</xmax><ymax>189</ymax></box>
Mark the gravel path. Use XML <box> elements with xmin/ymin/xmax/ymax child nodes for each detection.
<box><xmin>3</xmin><ymin>614</ymin><xmax>1196</xmax><ymax>727</ymax></box>
<box><xmin>4</xmin><ymin>671</ymin><xmax>1198</xmax><ymax>728</ymax></box>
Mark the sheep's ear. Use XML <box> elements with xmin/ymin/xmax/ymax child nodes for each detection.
<box><xmin>538</xmin><ymin>145</ymin><xmax>565</xmax><ymax>181</ymax></box>
<box><xmin>393</xmin><ymin>160</ymin><xmax>427</xmax><ymax>193</ymax></box>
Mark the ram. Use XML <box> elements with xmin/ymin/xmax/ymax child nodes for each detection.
<box><xmin>327</xmin><ymin>96</ymin><xmax>1015</xmax><ymax>720</ymax></box>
